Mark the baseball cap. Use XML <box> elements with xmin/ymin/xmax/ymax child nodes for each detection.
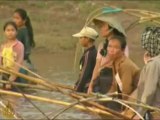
<box><xmin>72</xmin><ymin>26</ymin><xmax>98</xmax><ymax>40</ymax></box>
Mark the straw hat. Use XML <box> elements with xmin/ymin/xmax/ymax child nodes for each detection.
<box><xmin>93</xmin><ymin>16</ymin><xmax>126</xmax><ymax>37</ymax></box>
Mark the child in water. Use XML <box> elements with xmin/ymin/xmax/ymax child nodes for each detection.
<box><xmin>73</xmin><ymin>27</ymin><xmax>98</xmax><ymax>93</ymax></box>
<box><xmin>0</xmin><ymin>21</ymin><xmax>24</xmax><ymax>90</ymax></box>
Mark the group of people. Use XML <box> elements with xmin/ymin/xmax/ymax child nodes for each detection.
<box><xmin>73</xmin><ymin>15</ymin><xmax>160</xmax><ymax>119</ymax></box>
<box><xmin>0</xmin><ymin>8</ymin><xmax>35</xmax><ymax>91</ymax></box>
<box><xmin>1</xmin><ymin>7</ymin><xmax>160</xmax><ymax>119</ymax></box>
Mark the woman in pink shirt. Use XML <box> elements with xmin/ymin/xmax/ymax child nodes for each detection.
<box><xmin>0</xmin><ymin>21</ymin><xmax>24</xmax><ymax>90</ymax></box>
<box><xmin>88</xmin><ymin>16</ymin><xmax>128</xmax><ymax>94</ymax></box>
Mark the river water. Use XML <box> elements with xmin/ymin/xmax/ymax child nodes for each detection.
<box><xmin>0</xmin><ymin>50</ymin><xmax>101</xmax><ymax>119</ymax></box>
<box><xmin>16</xmin><ymin>72</ymin><xmax>99</xmax><ymax>119</ymax></box>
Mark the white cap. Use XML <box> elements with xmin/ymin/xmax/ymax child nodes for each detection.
<box><xmin>72</xmin><ymin>26</ymin><xmax>98</xmax><ymax>40</ymax></box>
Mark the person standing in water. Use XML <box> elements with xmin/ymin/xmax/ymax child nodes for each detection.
<box><xmin>87</xmin><ymin>16</ymin><xmax>128</xmax><ymax>94</ymax></box>
<box><xmin>132</xmin><ymin>27</ymin><xmax>160</xmax><ymax>119</ymax></box>
<box><xmin>87</xmin><ymin>16</ymin><xmax>140</xmax><ymax>97</ymax></box>
<box><xmin>0</xmin><ymin>21</ymin><xmax>24</xmax><ymax>90</ymax></box>
<box><xmin>13</xmin><ymin>8</ymin><xmax>35</xmax><ymax>68</ymax></box>
<box><xmin>106</xmin><ymin>35</ymin><xmax>139</xmax><ymax>97</ymax></box>
<box><xmin>73</xmin><ymin>27</ymin><xmax>98</xmax><ymax>93</ymax></box>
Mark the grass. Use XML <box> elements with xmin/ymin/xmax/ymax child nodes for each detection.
<box><xmin>0</xmin><ymin>1</ymin><xmax>159</xmax><ymax>56</ymax></box>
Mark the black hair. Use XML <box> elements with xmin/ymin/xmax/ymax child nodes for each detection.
<box><xmin>14</xmin><ymin>8</ymin><xmax>35</xmax><ymax>47</ymax></box>
<box><xmin>3</xmin><ymin>21</ymin><xmax>17</xmax><ymax>31</ymax></box>
<box><xmin>100</xmin><ymin>26</ymin><xmax>126</xmax><ymax>56</ymax></box>
<box><xmin>109</xmin><ymin>35</ymin><xmax>127</xmax><ymax>51</ymax></box>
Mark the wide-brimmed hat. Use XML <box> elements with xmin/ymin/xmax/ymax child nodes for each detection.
<box><xmin>93</xmin><ymin>16</ymin><xmax>126</xmax><ymax>37</ymax></box>
<box><xmin>72</xmin><ymin>26</ymin><xmax>98</xmax><ymax>40</ymax></box>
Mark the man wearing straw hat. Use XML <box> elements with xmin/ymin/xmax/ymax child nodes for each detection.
<box><xmin>88</xmin><ymin>15</ymin><xmax>140</xmax><ymax>99</ymax></box>
<box><xmin>73</xmin><ymin>27</ymin><xmax>98</xmax><ymax>93</ymax></box>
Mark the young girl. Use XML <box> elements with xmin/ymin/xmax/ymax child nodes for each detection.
<box><xmin>13</xmin><ymin>8</ymin><xmax>35</xmax><ymax>64</ymax></box>
<box><xmin>0</xmin><ymin>21</ymin><xmax>24</xmax><ymax>90</ymax></box>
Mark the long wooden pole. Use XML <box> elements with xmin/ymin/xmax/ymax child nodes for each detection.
<box><xmin>0</xmin><ymin>68</ymin><xmax>91</xmax><ymax>98</ymax></box>
<box><xmin>0</xmin><ymin>56</ymin><xmax>74</xmax><ymax>91</ymax></box>
<box><xmin>0</xmin><ymin>89</ymin><xmax>117</xmax><ymax>118</ymax></box>
<box><xmin>0</xmin><ymin>68</ymin><xmax>130</xmax><ymax>119</ymax></box>
<box><xmin>0</xmin><ymin>80</ymin><xmax>51</xmax><ymax>91</ymax></box>
<box><xmin>0</xmin><ymin>68</ymin><xmax>59</xmax><ymax>91</ymax></box>
<box><xmin>0</xmin><ymin>68</ymin><xmax>92</xmax><ymax>99</ymax></box>
<box><xmin>69</xmin><ymin>93</ymin><xmax>130</xmax><ymax>119</ymax></box>
<box><xmin>0</xmin><ymin>68</ymin><xmax>72</xmax><ymax>91</ymax></box>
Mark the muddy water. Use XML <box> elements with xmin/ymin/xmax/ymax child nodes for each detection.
<box><xmin>0</xmin><ymin>49</ymin><xmax>100</xmax><ymax>119</ymax></box>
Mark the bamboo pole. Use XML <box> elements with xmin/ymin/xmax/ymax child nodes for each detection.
<box><xmin>0</xmin><ymin>66</ymin><xmax>129</xmax><ymax>119</ymax></box>
<box><xmin>97</xmin><ymin>97</ymin><xmax>144</xmax><ymax>120</ymax></box>
<box><xmin>0</xmin><ymin>80</ymin><xmax>52</xmax><ymax>91</ymax></box>
<box><xmin>123</xmin><ymin>9</ymin><xmax>160</xmax><ymax>24</ymax></box>
<box><xmin>121</xmin><ymin>100</ymin><xmax>160</xmax><ymax>112</ymax></box>
<box><xmin>0</xmin><ymin>68</ymin><xmax>131</xmax><ymax>119</ymax></box>
<box><xmin>69</xmin><ymin>93</ymin><xmax>130</xmax><ymax>119</ymax></box>
<box><xmin>0</xmin><ymin>56</ymin><xmax>74</xmax><ymax>91</ymax></box>
<box><xmin>0</xmin><ymin>89</ymin><xmax>117</xmax><ymax>118</ymax></box>
<box><xmin>0</xmin><ymin>67</ymin><xmax>90</xmax><ymax>97</ymax></box>
<box><xmin>0</xmin><ymin>67</ymin><xmax>92</xmax><ymax>98</ymax></box>
<box><xmin>0</xmin><ymin>55</ymin><xmax>42</xmax><ymax>79</ymax></box>
<box><xmin>97</xmin><ymin>92</ymin><xmax>160</xmax><ymax>112</ymax></box>
<box><xmin>0</xmin><ymin>68</ymin><xmax>60</xmax><ymax>91</ymax></box>
<box><xmin>0</xmin><ymin>68</ymin><xmax>90</xmax><ymax>98</ymax></box>
<box><xmin>0</xmin><ymin>67</ymin><xmax>73</xmax><ymax>91</ymax></box>
<box><xmin>124</xmin><ymin>9</ymin><xmax>160</xmax><ymax>16</ymax></box>
<box><xmin>0</xmin><ymin>66</ymin><xmax>134</xmax><ymax>119</ymax></box>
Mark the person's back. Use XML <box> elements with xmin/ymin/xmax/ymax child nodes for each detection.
<box><xmin>131</xmin><ymin>27</ymin><xmax>160</xmax><ymax>119</ymax></box>
<box><xmin>137</xmin><ymin>55</ymin><xmax>160</xmax><ymax>107</ymax></box>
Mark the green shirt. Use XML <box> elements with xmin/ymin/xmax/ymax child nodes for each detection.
<box><xmin>17</xmin><ymin>27</ymin><xmax>31</xmax><ymax>58</ymax></box>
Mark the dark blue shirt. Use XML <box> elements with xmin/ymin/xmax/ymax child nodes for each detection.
<box><xmin>75</xmin><ymin>45</ymin><xmax>97</xmax><ymax>92</ymax></box>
